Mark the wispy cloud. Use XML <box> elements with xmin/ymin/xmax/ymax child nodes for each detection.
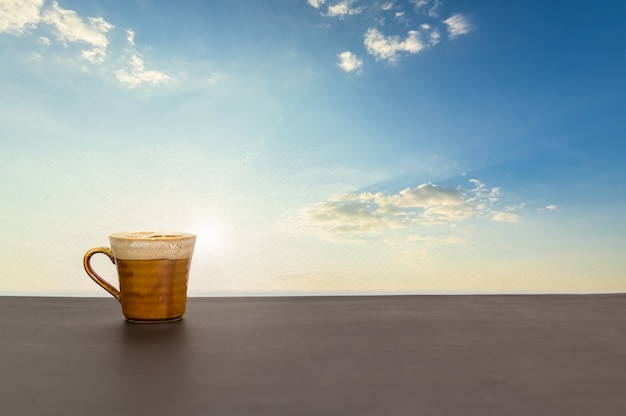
<box><xmin>309</xmin><ymin>0</ymin><xmax>473</xmax><ymax>70</ymax></box>
<box><xmin>115</xmin><ymin>29</ymin><xmax>171</xmax><ymax>88</ymax></box>
<box><xmin>126</xmin><ymin>28</ymin><xmax>135</xmax><ymax>46</ymax></box>
<box><xmin>307</xmin><ymin>0</ymin><xmax>326</xmax><ymax>9</ymax></box>
<box><xmin>1</xmin><ymin>0</ymin><xmax>113</xmax><ymax>64</ymax></box>
<box><xmin>337</xmin><ymin>50</ymin><xmax>363</xmax><ymax>73</ymax></box>
<box><xmin>0</xmin><ymin>0</ymin><xmax>43</xmax><ymax>34</ymax></box>
<box><xmin>427</xmin><ymin>27</ymin><xmax>441</xmax><ymax>45</ymax></box>
<box><xmin>537</xmin><ymin>204</ymin><xmax>557</xmax><ymax>212</ymax></box>
<box><xmin>41</xmin><ymin>1</ymin><xmax>113</xmax><ymax>64</ymax></box>
<box><xmin>326</xmin><ymin>0</ymin><xmax>362</xmax><ymax>18</ymax></box>
<box><xmin>309</xmin><ymin>0</ymin><xmax>362</xmax><ymax>18</ymax></box>
<box><xmin>115</xmin><ymin>55</ymin><xmax>171</xmax><ymax>88</ymax></box>
<box><xmin>300</xmin><ymin>180</ymin><xmax>518</xmax><ymax>239</ymax></box>
<box><xmin>364</xmin><ymin>27</ymin><xmax>425</xmax><ymax>63</ymax></box>
<box><xmin>443</xmin><ymin>13</ymin><xmax>472</xmax><ymax>39</ymax></box>
<box><xmin>492</xmin><ymin>211</ymin><xmax>519</xmax><ymax>223</ymax></box>
<box><xmin>0</xmin><ymin>0</ymin><xmax>170</xmax><ymax>88</ymax></box>
<box><xmin>411</xmin><ymin>0</ymin><xmax>442</xmax><ymax>18</ymax></box>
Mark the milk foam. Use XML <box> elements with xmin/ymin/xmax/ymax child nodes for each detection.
<box><xmin>109</xmin><ymin>231</ymin><xmax>196</xmax><ymax>260</ymax></box>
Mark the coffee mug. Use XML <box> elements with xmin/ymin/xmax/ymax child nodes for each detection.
<box><xmin>83</xmin><ymin>231</ymin><xmax>196</xmax><ymax>323</ymax></box>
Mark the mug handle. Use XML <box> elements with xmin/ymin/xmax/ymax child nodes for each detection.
<box><xmin>83</xmin><ymin>247</ymin><xmax>121</xmax><ymax>302</ymax></box>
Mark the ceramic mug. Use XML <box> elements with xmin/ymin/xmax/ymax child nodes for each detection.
<box><xmin>83</xmin><ymin>231</ymin><xmax>196</xmax><ymax>323</ymax></box>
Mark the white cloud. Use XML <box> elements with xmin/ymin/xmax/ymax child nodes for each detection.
<box><xmin>0</xmin><ymin>0</ymin><xmax>43</xmax><ymax>34</ymax></box>
<box><xmin>311</xmin><ymin>0</ymin><xmax>474</xmax><ymax>69</ymax></box>
<box><xmin>309</xmin><ymin>0</ymin><xmax>361</xmax><ymax>18</ymax></box>
<box><xmin>115</xmin><ymin>54</ymin><xmax>171</xmax><ymax>89</ymax></box>
<box><xmin>444</xmin><ymin>13</ymin><xmax>471</xmax><ymax>39</ymax></box>
<box><xmin>80</xmin><ymin>47</ymin><xmax>107</xmax><ymax>63</ymax></box>
<box><xmin>492</xmin><ymin>212</ymin><xmax>519</xmax><ymax>223</ymax></box>
<box><xmin>337</xmin><ymin>51</ymin><xmax>362</xmax><ymax>73</ymax></box>
<box><xmin>1</xmin><ymin>0</ymin><xmax>114</xmax><ymax>52</ymax></box>
<box><xmin>126</xmin><ymin>28</ymin><xmax>135</xmax><ymax>46</ymax></box>
<box><xmin>364</xmin><ymin>27</ymin><xmax>424</xmax><ymax>63</ymax></box>
<box><xmin>326</xmin><ymin>0</ymin><xmax>362</xmax><ymax>18</ymax></box>
<box><xmin>301</xmin><ymin>180</ymin><xmax>516</xmax><ymax>238</ymax></box>
<box><xmin>1</xmin><ymin>1</ymin><xmax>177</xmax><ymax>89</ymax></box>
<box><xmin>307</xmin><ymin>0</ymin><xmax>326</xmax><ymax>9</ymax></box>
<box><xmin>115</xmin><ymin>30</ymin><xmax>171</xmax><ymax>88</ymax></box>
<box><xmin>411</xmin><ymin>0</ymin><xmax>441</xmax><ymax>17</ymax></box>
<box><xmin>428</xmin><ymin>30</ymin><xmax>440</xmax><ymax>46</ymax></box>
<box><xmin>0</xmin><ymin>0</ymin><xmax>113</xmax><ymax>64</ymax></box>
<box><xmin>545</xmin><ymin>204</ymin><xmax>557</xmax><ymax>210</ymax></box>
<box><xmin>41</xmin><ymin>1</ymin><xmax>113</xmax><ymax>62</ymax></box>
<box><xmin>428</xmin><ymin>0</ymin><xmax>442</xmax><ymax>17</ymax></box>
<box><xmin>42</xmin><ymin>2</ymin><xmax>113</xmax><ymax>47</ymax></box>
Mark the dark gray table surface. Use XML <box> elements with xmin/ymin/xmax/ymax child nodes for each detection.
<box><xmin>1</xmin><ymin>294</ymin><xmax>626</xmax><ymax>415</ymax></box>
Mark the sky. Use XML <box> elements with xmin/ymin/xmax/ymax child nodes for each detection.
<box><xmin>1</xmin><ymin>0</ymin><xmax>625</xmax><ymax>295</ymax></box>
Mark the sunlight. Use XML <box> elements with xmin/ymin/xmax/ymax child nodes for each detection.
<box><xmin>194</xmin><ymin>220</ymin><xmax>227</xmax><ymax>254</ymax></box>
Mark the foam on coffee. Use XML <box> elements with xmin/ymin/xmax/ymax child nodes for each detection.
<box><xmin>109</xmin><ymin>231</ymin><xmax>196</xmax><ymax>260</ymax></box>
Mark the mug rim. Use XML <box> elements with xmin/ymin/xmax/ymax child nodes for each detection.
<box><xmin>109</xmin><ymin>231</ymin><xmax>196</xmax><ymax>240</ymax></box>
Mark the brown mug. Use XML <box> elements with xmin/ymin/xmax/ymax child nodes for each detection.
<box><xmin>83</xmin><ymin>231</ymin><xmax>196</xmax><ymax>323</ymax></box>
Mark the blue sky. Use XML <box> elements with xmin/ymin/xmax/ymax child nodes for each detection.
<box><xmin>1</xmin><ymin>0</ymin><xmax>625</xmax><ymax>295</ymax></box>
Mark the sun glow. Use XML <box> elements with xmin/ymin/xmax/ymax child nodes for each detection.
<box><xmin>194</xmin><ymin>220</ymin><xmax>227</xmax><ymax>254</ymax></box>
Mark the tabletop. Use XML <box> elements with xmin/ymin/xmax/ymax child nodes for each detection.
<box><xmin>2</xmin><ymin>294</ymin><xmax>626</xmax><ymax>415</ymax></box>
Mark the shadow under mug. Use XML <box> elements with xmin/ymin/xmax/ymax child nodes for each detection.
<box><xmin>83</xmin><ymin>231</ymin><xmax>196</xmax><ymax>323</ymax></box>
